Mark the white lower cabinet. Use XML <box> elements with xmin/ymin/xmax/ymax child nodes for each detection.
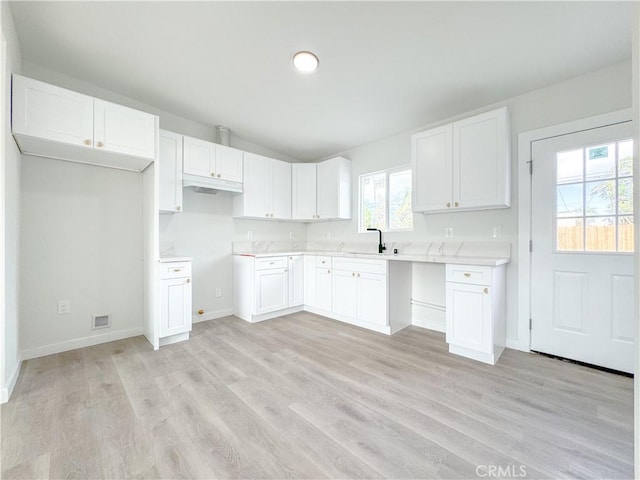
<box><xmin>255</xmin><ymin>268</ymin><xmax>288</xmax><ymax>314</ymax></box>
<box><xmin>234</xmin><ymin>255</ymin><xmax>304</xmax><ymax>322</ymax></box>
<box><xmin>159</xmin><ymin>260</ymin><xmax>192</xmax><ymax>346</ymax></box>
<box><xmin>445</xmin><ymin>264</ymin><xmax>506</xmax><ymax>364</ymax></box>
<box><xmin>331</xmin><ymin>258</ymin><xmax>388</xmax><ymax>328</ymax></box>
<box><xmin>303</xmin><ymin>255</ymin><xmax>317</xmax><ymax>307</ymax></box>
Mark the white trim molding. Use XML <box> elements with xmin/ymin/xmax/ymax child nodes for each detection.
<box><xmin>192</xmin><ymin>308</ymin><xmax>234</xmax><ymax>324</ymax></box>
<box><xmin>21</xmin><ymin>327</ymin><xmax>144</xmax><ymax>361</ymax></box>
<box><xmin>517</xmin><ymin>108</ymin><xmax>633</xmax><ymax>354</ymax></box>
<box><xmin>1</xmin><ymin>358</ymin><xmax>21</xmax><ymax>404</ymax></box>
<box><xmin>411</xmin><ymin>299</ymin><xmax>446</xmax><ymax>333</ymax></box>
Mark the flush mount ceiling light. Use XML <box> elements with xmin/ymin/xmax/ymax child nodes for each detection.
<box><xmin>292</xmin><ymin>51</ymin><xmax>319</xmax><ymax>73</ymax></box>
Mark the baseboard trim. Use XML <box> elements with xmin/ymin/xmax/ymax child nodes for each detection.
<box><xmin>411</xmin><ymin>299</ymin><xmax>446</xmax><ymax>333</ymax></box>
<box><xmin>193</xmin><ymin>308</ymin><xmax>234</xmax><ymax>324</ymax></box>
<box><xmin>21</xmin><ymin>327</ymin><xmax>144</xmax><ymax>360</ymax></box>
<box><xmin>1</xmin><ymin>359</ymin><xmax>23</xmax><ymax>404</ymax></box>
<box><xmin>506</xmin><ymin>338</ymin><xmax>530</xmax><ymax>352</ymax></box>
<box><xmin>412</xmin><ymin>318</ymin><xmax>446</xmax><ymax>333</ymax></box>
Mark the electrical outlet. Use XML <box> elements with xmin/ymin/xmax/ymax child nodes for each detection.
<box><xmin>58</xmin><ymin>300</ymin><xmax>70</xmax><ymax>315</ymax></box>
<box><xmin>215</xmin><ymin>288</ymin><xmax>222</xmax><ymax>298</ymax></box>
<box><xmin>445</xmin><ymin>227</ymin><xmax>454</xmax><ymax>239</ymax></box>
<box><xmin>247</xmin><ymin>231</ymin><xmax>253</xmax><ymax>240</ymax></box>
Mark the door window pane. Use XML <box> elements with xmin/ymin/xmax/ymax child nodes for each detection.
<box><xmin>556</xmin><ymin>184</ymin><xmax>583</xmax><ymax>217</ymax></box>
<box><xmin>585</xmin><ymin>143</ymin><xmax>615</xmax><ymax>181</ymax></box>
<box><xmin>618</xmin><ymin>216</ymin><xmax>634</xmax><ymax>252</ymax></box>
<box><xmin>557</xmin><ymin>218</ymin><xmax>584</xmax><ymax>251</ymax></box>
<box><xmin>618</xmin><ymin>140</ymin><xmax>633</xmax><ymax>177</ymax></box>
<box><xmin>618</xmin><ymin>178</ymin><xmax>633</xmax><ymax>215</ymax></box>
<box><xmin>586</xmin><ymin>217</ymin><xmax>616</xmax><ymax>252</ymax></box>
<box><xmin>585</xmin><ymin>180</ymin><xmax>616</xmax><ymax>216</ymax></box>
<box><xmin>554</xmin><ymin>138</ymin><xmax>633</xmax><ymax>253</ymax></box>
<box><xmin>557</xmin><ymin>149</ymin><xmax>583</xmax><ymax>184</ymax></box>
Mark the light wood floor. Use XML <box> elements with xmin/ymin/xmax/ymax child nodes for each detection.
<box><xmin>1</xmin><ymin>313</ymin><xmax>634</xmax><ymax>479</ymax></box>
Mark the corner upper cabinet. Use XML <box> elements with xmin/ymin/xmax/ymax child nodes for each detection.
<box><xmin>158</xmin><ymin>130</ymin><xmax>183</xmax><ymax>213</ymax></box>
<box><xmin>316</xmin><ymin>156</ymin><xmax>351</xmax><ymax>220</ymax></box>
<box><xmin>233</xmin><ymin>152</ymin><xmax>291</xmax><ymax>220</ymax></box>
<box><xmin>183</xmin><ymin>135</ymin><xmax>243</xmax><ymax>183</ymax></box>
<box><xmin>412</xmin><ymin>107</ymin><xmax>510</xmax><ymax>213</ymax></box>
<box><xmin>12</xmin><ymin>74</ymin><xmax>157</xmax><ymax>172</ymax></box>
<box><xmin>292</xmin><ymin>163</ymin><xmax>317</xmax><ymax>220</ymax></box>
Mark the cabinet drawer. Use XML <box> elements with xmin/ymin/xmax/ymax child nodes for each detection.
<box><xmin>332</xmin><ymin>257</ymin><xmax>387</xmax><ymax>275</ymax></box>
<box><xmin>255</xmin><ymin>256</ymin><xmax>288</xmax><ymax>270</ymax></box>
<box><xmin>446</xmin><ymin>264</ymin><xmax>492</xmax><ymax>286</ymax></box>
<box><xmin>317</xmin><ymin>256</ymin><xmax>332</xmax><ymax>267</ymax></box>
<box><xmin>161</xmin><ymin>262</ymin><xmax>192</xmax><ymax>279</ymax></box>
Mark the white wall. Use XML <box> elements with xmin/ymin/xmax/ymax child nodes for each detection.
<box><xmin>159</xmin><ymin>189</ymin><xmax>306</xmax><ymax>321</ymax></box>
<box><xmin>1</xmin><ymin>1</ymin><xmax>22</xmax><ymax>402</ymax></box>
<box><xmin>20</xmin><ymin>158</ymin><xmax>144</xmax><ymax>357</ymax></box>
<box><xmin>308</xmin><ymin>60</ymin><xmax>632</xmax><ymax>348</ymax></box>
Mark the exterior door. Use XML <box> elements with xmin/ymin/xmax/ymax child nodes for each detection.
<box><xmin>530</xmin><ymin>122</ymin><xmax>634</xmax><ymax>373</ymax></box>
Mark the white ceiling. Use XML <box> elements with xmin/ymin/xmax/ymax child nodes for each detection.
<box><xmin>9</xmin><ymin>1</ymin><xmax>632</xmax><ymax>161</ymax></box>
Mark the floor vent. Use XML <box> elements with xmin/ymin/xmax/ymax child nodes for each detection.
<box><xmin>92</xmin><ymin>314</ymin><xmax>111</xmax><ymax>330</ymax></box>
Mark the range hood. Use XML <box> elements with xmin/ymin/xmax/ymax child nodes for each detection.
<box><xmin>182</xmin><ymin>173</ymin><xmax>242</xmax><ymax>194</ymax></box>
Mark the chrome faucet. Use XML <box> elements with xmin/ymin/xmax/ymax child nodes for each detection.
<box><xmin>366</xmin><ymin>228</ymin><xmax>386</xmax><ymax>254</ymax></box>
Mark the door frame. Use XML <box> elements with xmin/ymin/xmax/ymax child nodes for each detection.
<box><xmin>516</xmin><ymin>108</ymin><xmax>633</xmax><ymax>353</ymax></box>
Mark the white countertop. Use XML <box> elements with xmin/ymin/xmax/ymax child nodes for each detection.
<box><xmin>159</xmin><ymin>257</ymin><xmax>193</xmax><ymax>263</ymax></box>
<box><xmin>234</xmin><ymin>251</ymin><xmax>509</xmax><ymax>266</ymax></box>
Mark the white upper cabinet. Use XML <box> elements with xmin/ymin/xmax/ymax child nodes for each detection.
<box><xmin>412</xmin><ymin>124</ymin><xmax>453</xmax><ymax>212</ymax></box>
<box><xmin>316</xmin><ymin>156</ymin><xmax>351</xmax><ymax>220</ymax></box>
<box><xmin>12</xmin><ymin>74</ymin><xmax>158</xmax><ymax>172</ymax></box>
<box><xmin>412</xmin><ymin>107</ymin><xmax>510</xmax><ymax>213</ymax></box>
<box><xmin>158</xmin><ymin>130</ymin><xmax>183</xmax><ymax>214</ymax></box>
<box><xmin>12</xmin><ymin>74</ymin><xmax>94</xmax><ymax>147</ymax></box>
<box><xmin>233</xmin><ymin>152</ymin><xmax>291</xmax><ymax>220</ymax></box>
<box><xmin>183</xmin><ymin>135</ymin><xmax>243</xmax><ymax>183</ymax></box>
<box><xmin>94</xmin><ymin>99</ymin><xmax>156</xmax><ymax>160</ymax></box>
<box><xmin>292</xmin><ymin>163</ymin><xmax>317</xmax><ymax>220</ymax></box>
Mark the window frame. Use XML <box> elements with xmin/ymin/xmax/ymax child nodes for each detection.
<box><xmin>358</xmin><ymin>165</ymin><xmax>413</xmax><ymax>233</ymax></box>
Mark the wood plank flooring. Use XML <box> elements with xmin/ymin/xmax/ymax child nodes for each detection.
<box><xmin>1</xmin><ymin>312</ymin><xmax>633</xmax><ymax>479</ymax></box>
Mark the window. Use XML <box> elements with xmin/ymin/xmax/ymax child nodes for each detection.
<box><xmin>360</xmin><ymin>168</ymin><xmax>412</xmax><ymax>232</ymax></box>
<box><xmin>555</xmin><ymin>139</ymin><xmax>633</xmax><ymax>253</ymax></box>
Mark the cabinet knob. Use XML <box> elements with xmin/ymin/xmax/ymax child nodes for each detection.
<box><xmin>96</xmin><ymin>141</ymin><xmax>104</xmax><ymax>148</ymax></box>
<box><xmin>357</xmin><ymin>273</ymin><xmax>360</xmax><ymax>277</ymax></box>
<box><xmin>321</xmin><ymin>260</ymin><xmax>325</xmax><ymax>264</ymax></box>
<box><xmin>446</xmin><ymin>202</ymin><xmax>451</xmax><ymax>208</ymax></box>
<box><xmin>211</xmin><ymin>173</ymin><xmax>216</xmax><ymax>177</ymax></box>
<box><xmin>327</xmin><ymin>269</ymin><xmax>331</xmax><ymax>274</ymax></box>
<box><xmin>464</xmin><ymin>273</ymin><xmax>471</xmax><ymax>277</ymax></box>
<box><xmin>176</xmin><ymin>206</ymin><xmax>181</xmax><ymax>211</ymax></box>
<box><xmin>455</xmin><ymin>202</ymin><xmax>459</xmax><ymax>207</ymax></box>
<box><xmin>84</xmin><ymin>139</ymin><xmax>91</xmax><ymax>146</ymax></box>
<box><xmin>352</xmin><ymin>272</ymin><xmax>355</xmax><ymax>277</ymax></box>
<box><xmin>484</xmin><ymin>288</ymin><xmax>489</xmax><ymax>294</ymax></box>
<box><xmin>284</xmin><ymin>268</ymin><xmax>288</xmax><ymax>272</ymax></box>
<box><xmin>217</xmin><ymin>173</ymin><xmax>221</xmax><ymax>178</ymax></box>
<box><xmin>186</xmin><ymin>278</ymin><xmax>191</xmax><ymax>283</ymax></box>
<box><xmin>270</xmin><ymin>262</ymin><xmax>274</xmax><ymax>265</ymax></box>
<box><xmin>265</xmin><ymin>213</ymin><xmax>269</xmax><ymax>217</ymax></box>
<box><xmin>173</xmin><ymin>268</ymin><xmax>182</xmax><ymax>272</ymax></box>
<box><xmin>289</xmin><ymin>256</ymin><xmax>293</xmax><ymax>260</ymax></box>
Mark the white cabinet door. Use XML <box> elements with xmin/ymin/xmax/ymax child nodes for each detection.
<box><xmin>12</xmin><ymin>74</ymin><xmax>94</xmax><ymax>148</ymax></box>
<box><xmin>316</xmin><ymin>268</ymin><xmax>332</xmax><ymax>312</ymax></box>
<box><xmin>453</xmin><ymin>107</ymin><xmax>510</xmax><ymax>210</ymax></box>
<box><xmin>94</xmin><ymin>99</ymin><xmax>156</xmax><ymax>160</ymax></box>
<box><xmin>216</xmin><ymin>144</ymin><xmax>243</xmax><ymax>182</ymax></box>
<box><xmin>183</xmin><ymin>136</ymin><xmax>216</xmax><ymax>177</ymax></box>
<box><xmin>288</xmin><ymin>255</ymin><xmax>304</xmax><ymax>307</ymax></box>
<box><xmin>331</xmin><ymin>270</ymin><xmax>357</xmax><ymax>318</ymax></box>
<box><xmin>241</xmin><ymin>152</ymin><xmax>271</xmax><ymax>218</ymax></box>
<box><xmin>160</xmin><ymin>277</ymin><xmax>192</xmax><ymax>337</ymax></box>
<box><xmin>159</xmin><ymin>130</ymin><xmax>183</xmax><ymax>213</ymax></box>
<box><xmin>303</xmin><ymin>256</ymin><xmax>317</xmax><ymax>307</ymax></box>
<box><xmin>356</xmin><ymin>272</ymin><xmax>387</xmax><ymax>325</ymax></box>
<box><xmin>412</xmin><ymin>124</ymin><xmax>453</xmax><ymax>212</ymax></box>
<box><xmin>292</xmin><ymin>163</ymin><xmax>317</xmax><ymax>220</ymax></box>
<box><xmin>446</xmin><ymin>282</ymin><xmax>492</xmax><ymax>353</ymax></box>
<box><xmin>271</xmin><ymin>159</ymin><xmax>292</xmax><ymax>220</ymax></box>
<box><xmin>316</xmin><ymin>157</ymin><xmax>351</xmax><ymax>220</ymax></box>
<box><xmin>255</xmin><ymin>268</ymin><xmax>289</xmax><ymax>314</ymax></box>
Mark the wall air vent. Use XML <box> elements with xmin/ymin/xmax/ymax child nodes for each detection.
<box><xmin>92</xmin><ymin>314</ymin><xmax>111</xmax><ymax>330</ymax></box>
